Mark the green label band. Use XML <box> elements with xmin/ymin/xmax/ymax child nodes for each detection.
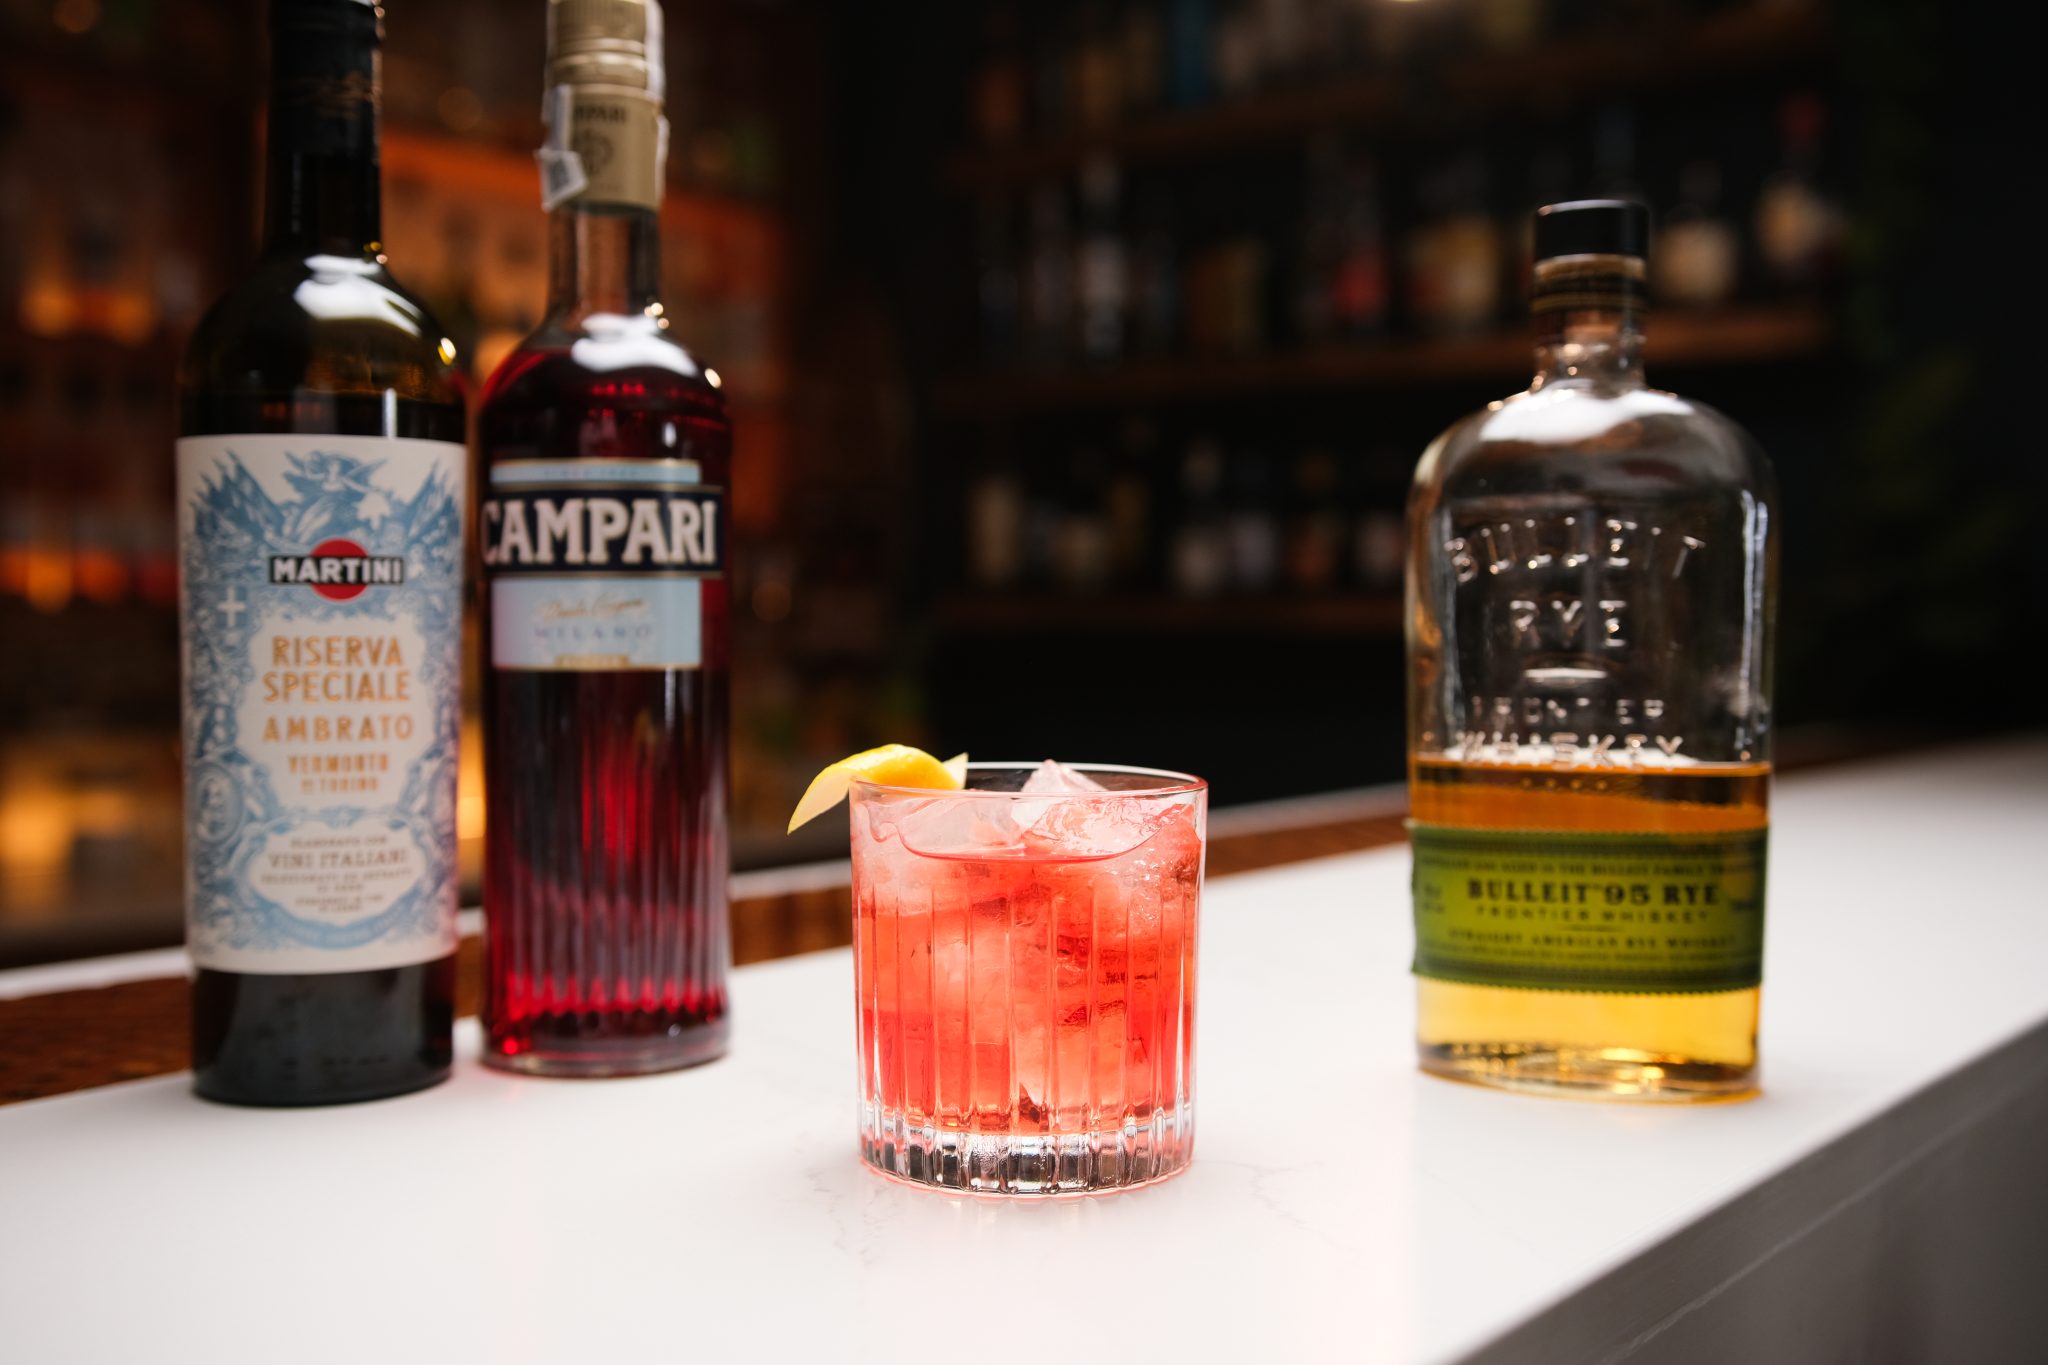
<box><xmin>1410</xmin><ymin>824</ymin><xmax>1768</xmax><ymax>995</ymax></box>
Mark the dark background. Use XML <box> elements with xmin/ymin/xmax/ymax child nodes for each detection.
<box><xmin>0</xmin><ymin>0</ymin><xmax>2033</xmax><ymax>965</ymax></box>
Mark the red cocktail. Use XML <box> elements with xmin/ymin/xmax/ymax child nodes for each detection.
<box><xmin>849</xmin><ymin>762</ymin><xmax>1204</xmax><ymax>1194</ymax></box>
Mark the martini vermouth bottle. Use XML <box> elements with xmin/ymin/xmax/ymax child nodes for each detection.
<box><xmin>178</xmin><ymin>0</ymin><xmax>462</xmax><ymax>1107</ymax></box>
<box><xmin>1406</xmin><ymin>200</ymin><xmax>1778</xmax><ymax>1103</ymax></box>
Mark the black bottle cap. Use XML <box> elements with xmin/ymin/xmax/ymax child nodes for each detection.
<box><xmin>269</xmin><ymin>0</ymin><xmax>381</xmax><ymax>159</ymax></box>
<box><xmin>1532</xmin><ymin>200</ymin><xmax>1650</xmax><ymax>263</ymax></box>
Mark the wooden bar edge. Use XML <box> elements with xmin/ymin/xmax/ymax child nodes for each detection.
<box><xmin>0</xmin><ymin>813</ymin><xmax>1412</xmax><ymax>1108</ymax></box>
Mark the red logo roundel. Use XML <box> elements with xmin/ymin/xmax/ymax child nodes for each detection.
<box><xmin>309</xmin><ymin>539</ymin><xmax>369</xmax><ymax>601</ymax></box>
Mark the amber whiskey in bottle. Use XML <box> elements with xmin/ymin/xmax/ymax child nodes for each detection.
<box><xmin>1406</xmin><ymin>200</ymin><xmax>1777</xmax><ymax>1102</ymax></box>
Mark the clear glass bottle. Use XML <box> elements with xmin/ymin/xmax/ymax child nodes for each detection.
<box><xmin>477</xmin><ymin>0</ymin><xmax>731</xmax><ymax>1075</ymax></box>
<box><xmin>1405</xmin><ymin>200</ymin><xmax>1777</xmax><ymax>1102</ymax></box>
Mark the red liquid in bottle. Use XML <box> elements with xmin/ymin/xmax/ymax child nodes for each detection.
<box><xmin>478</xmin><ymin>343</ymin><xmax>731</xmax><ymax>1074</ymax></box>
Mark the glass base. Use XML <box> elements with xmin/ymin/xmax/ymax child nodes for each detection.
<box><xmin>860</xmin><ymin>1103</ymin><xmax>1195</xmax><ymax>1195</ymax></box>
<box><xmin>483</xmin><ymin>1025</ymin><xmax>728</xmax><ymax>1079</ymax></box>
<box><xmin>1419</xmin><ymin>1042</ymin><xmax>1758</xmax><ymax>1103</ymax></box>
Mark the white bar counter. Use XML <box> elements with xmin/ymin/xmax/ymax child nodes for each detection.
<box><xmin>3</xmin><ymin>741</ymin><xmax>2045</xmax><ymax>1364</ymax></box>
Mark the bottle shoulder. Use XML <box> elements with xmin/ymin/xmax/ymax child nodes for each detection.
<box><xmin>1412</xmin><ymin>380</ymin><xmax>1775</xmax><ymax>508</ymax></box>
<box><xmin>479</xmin><ymin>314</ymin><xmax>727</xmax><ymax>424</ymax></box>
<box><xmin>181</xmin><ymin>252</ymin><xmax>461</xmax><ymax>406</ymax></box>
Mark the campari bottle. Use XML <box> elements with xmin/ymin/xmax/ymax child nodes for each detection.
<box><xmin>477</xmin><ymin>0</ymin><xmax>732</xmax><ymax>1075</ymax></box>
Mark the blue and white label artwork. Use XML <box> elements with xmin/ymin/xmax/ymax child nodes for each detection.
<box><xmin>480</xmin><ymin>458</ymin><xmax>723</xmax><ymax>671</ymax></box>
<box><xmin>176</xmin><ymin>435</ymin><xmax>465</xmax><ymax>974</ymax></box>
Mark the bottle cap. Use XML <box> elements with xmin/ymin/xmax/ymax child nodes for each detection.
<box><xmin>539</xmin><ymin>0</ymin><xmax>667</xmax><ymax>211</ymax></box>
<box><xmin>270</xmin><ymin>0</ymin><xmax>379</xmax><ymax>42</ymax></box>
<box><xmin>1532</xmin><ymin>200</ymin><xmax>1650</xmax><ymax>263</ymax></box>
<box><xmin>268</xmin><ymin>0</ymin><xmax>381</xmax><ymax>160</ymax></box>
<box><xmin>547</xmin><ymin>0</ymin><xmax>665</xmax><ymax>100</ymax></box>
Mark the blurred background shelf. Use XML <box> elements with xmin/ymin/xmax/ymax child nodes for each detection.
<box><xmin>936</xmin><ymin>592</ymin><xmax>1403</xmax><ymax>636</ymax></box>
<box><xmin>946</xmin><ymin>5</ymin><xmax>1828</xmax><ymax>189</ymax></box>
<box><xmin>4</xmin><ymin>0</ymin><xmax>2029</xmax><ymax>962</ymax></box>
<box><xmin>934</xmin><ymin>304</ymin><xmax>1830</xmax><ymax>415</ymax></box>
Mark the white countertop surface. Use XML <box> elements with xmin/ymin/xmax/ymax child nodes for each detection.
<box><xmin>2</xmin><ymin>741</ymin><xmax>2045</xmax><ymax>1364</ymax></box>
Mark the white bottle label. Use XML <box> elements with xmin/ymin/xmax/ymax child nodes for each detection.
<box><xmin>480</xmin><ymin>458</ymin><xmax>722</xmax><ymax>671</ymax></box>
<box><xmin>176</xmin><ymin>435</ymin><xmax>466</xmax><ymax>973</ymax></box>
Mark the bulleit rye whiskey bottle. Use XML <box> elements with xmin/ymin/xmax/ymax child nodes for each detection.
<box><xmin>477</xmin><ymin>0</ymin><xmax>732</xmax><ymax>1074</ymax></box>
<box><xmin>177</xmin><ymin>0</ymin><xmax>464</xmax><ymax>1105</ymax></box>
<box><xmin>1406</xmin><ymin>200</ymin><xmax>1777</xmax><ymax>1102</ymax></box>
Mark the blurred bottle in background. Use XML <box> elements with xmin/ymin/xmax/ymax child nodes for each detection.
<box><xmin>1256</xmin><ymin>0</ymin><xmax>1309</xmax><ymax>85</ymax></box>
<box><xmin>1284</xmin><ymin>447</ymin><xmax>1345</xmax><ymax>594</ymax></box>
<box><xmin>1075</xmin><ymin>157</ymin><xmax>1130</xmax><ymax>364</ymax></box>
<box><xmin>1473</xmin><ymin>0</ymin><xmax>1547</xmax><ymax>53</ymax></box>
<box><xmin>1330</xmin><ymin>148</ymin><xmax>1390</xmax><ymax>339</ymax></box>
<box><xmin>1053</xmin><ymin>446</ymin><xmax>1114</xmax><ymax>591</ymax></box>
<box><xmin>1188</xmin><ymin>234</ymin><xmax>1269</xmax><ymax>353</ymax></box>
<box><xmin>1167</xmin><ymin>0</ymin><xmax>1217</xmax><ymax>108</ymax></box>
<box><xmin>1025</xmin><ymin>468</ymin><xmax>1066</xmax><ymax>584</ymax></box>
<box><xmin>1297</xmin><ymin>136</ymin><xmax>1345</xmax><ymax>344</ymax></box>
<box><xmin>977</xmin><ymin>193</ymin><xmax>1022</xmax><ymax>366</ymax></box>
<box><xmin>1224</xmin><ymin>448</ymin><xmax>1281</xmax><ymax>591</ymax></box>
<box><xmin>1122</xmin><ymin>1</ymin><xmax>1167</xmax><ymax>117</ymax></box>
<box><xmin>1075</xmin><ymin>1</ymin><xmax>1126</xmax><ymax>131</ymax></box>
<box><xmin>1755</xmin><ymin>92</ymin><xmax>1844</xmax><ymax>293</ymax></box>
<box><xmin>1035</xmin><ymin>10</ymin><xmax>1078</xmax><ymax>135</ymax></box>
<box><xmin>967</xmin><ymin>442</ymin><xmax>1027</xmax><ymax>589</ymax></box>
<box><xmin>1351</xmin><ymin>449</ymin><xmax>1406</xmax><ymax>592</ymax></box>
<box><xmin>1026</xmin><ymin>182</ymin><xmax>1075</xmax><ymax>366</ymax></box>
<box><xmin>1107</xmin><ymin>419</ymin><xmax>1156</xmax><ymax>586</ymax></box>
<box><xmin>972</xmin><ymin>6</ymin><xmax>1027</xmax><ymax>145</ymax></box>
<box><xmin>1211</xmin><ymin>0</ymin><xmax>1263</xmax><ymax>100</ymax></box>
<box><xmin>1408</xmin><ymin>153</ymin><xmax>1502</xmax><ymax>334</ymax></box>
<box><xmin>1657</xmin><ymin>160</ymin><xmax>1740</xmax><ymax>308</ymax></box>
<box><xmin>1131</xmin><ymin>183</ymin><xmax>1183</xmax><ymax>355</ymax></box>
<box><xmin>1171</xmin><ymin>438</ymin><xmax>1230</xmax><ymax>597</ymax></box>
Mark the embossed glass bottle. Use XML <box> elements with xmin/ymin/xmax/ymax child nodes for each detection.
<box><xmin>1406</xmin><ymin>201</ymin><xmax>1776</xmax><ymax>1102</ymax></box>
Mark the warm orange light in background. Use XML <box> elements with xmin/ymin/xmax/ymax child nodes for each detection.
<box><xmin>458</xmin><ymin>715</ymin><xmax>486</xmax><ymax>883</ymax></box>
<box><xmin>0</xmin><ymin>735</ymin><xmax>180</xmax><ymax>928</ymax></box>
<box><xmin>71</xmin><ymin>548</ymin><xmax>128</xmax><ymax>605</ymax></box>
<box><xmin>18</xmin><ymin>269</ymin><xmax>75</xmax><ymax>338</ymax></box>
<box><xmin>0</xmin><ymin>779</ymin><xmax>71</xmax><ymax>919</ymax></box>
<box><xmin>49</xmin><ymin>0</ymin><xmax>99</xmax><ymax>37</ymax></box>
<box><xmin>22</xmin><ymin>547</ymin><xmax>73</xmax><ymax>615</ymax></box>
<box><xmin>436</xmin><ymin>86</ymin><xmax>485</xmax><ymax>135</ymax></box>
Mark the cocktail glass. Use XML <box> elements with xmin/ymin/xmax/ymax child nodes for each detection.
<box><xmin>848</xmin><ymin>763</ymin><xmax>1205</xmax><ymax>1195</ymax></box>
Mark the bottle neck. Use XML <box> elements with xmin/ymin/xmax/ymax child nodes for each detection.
<box><xmin>1532</xmin><ymin>307</ymin><xmax>1645</xmax><ymax>388</ymax></box>
<box><xmin>1528</xmin><ymin>253</ymin><xmax>1647</xmax><ymax>390</ymax></box>
<box><xmin>546</xmin><ymin>202</ymin><xmax>664</xmax><ymax>320</ymax></box>
<box><xmin>264</xmin><ymin>149</ymin><xmax>382</xmax><ymax>258</ymax></box>
<box><xmin>262</xmin><ymin>0</ymin><xmax>383</xmax><ymax>257</ymax></box>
